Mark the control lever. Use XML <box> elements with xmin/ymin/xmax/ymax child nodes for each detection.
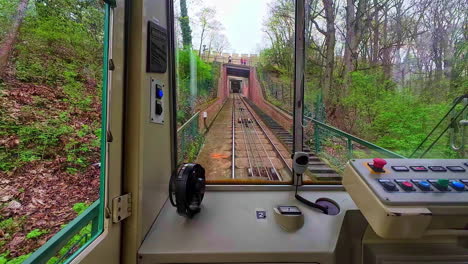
<box><xmin>292</xmin><ymin>152</ymin><xmax>329</xmax><ymax>214</ymax></box>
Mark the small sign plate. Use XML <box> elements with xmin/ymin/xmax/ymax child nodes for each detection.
<box><xmin>255</xmin><ymin>208</ymin><xmax>267</xmax><ymax>222</ymax></box>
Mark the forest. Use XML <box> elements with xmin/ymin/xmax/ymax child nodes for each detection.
<box><xmin>258</xmin><ymin>0</ymin><xmax>467</xmax><ymax>157</ymax></box>
<box><xmin>0</xmin><ymin>0</ymin><xmax>103</xmax><ymax>262</ymax></box>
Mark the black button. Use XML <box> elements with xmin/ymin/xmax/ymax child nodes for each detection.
<box><xmin>410</xmin><ymin>166</ymin><xmax>428</xmax><ymax>172</ymax></box>
<box><xmin>395</xmin><ymin>180</ymin><xmax>416</xmax><ymax>191</ymax></box>
<box><xmin>464</xmin><ymin>162</ymin><xmax>468</xmax><ymax>167</ymax></box>
<box><xmin>447</xmin><ymin>166</ymin><xmax>466</xmax><ymax>172</ymax></box>
<box><xmin>155</xmin><ymin>102</ymin><xmax>163</xmax><ymax>115</ymax></box>
<box><xmin>379</xmin><ymin>179</ymin><xmax>398</xmax><ymax>192</ymax></box>
<box><xmin>461</xmin><ymin>180</ymin><xmax>468</xmax><ymax>186</ymax></box>
<box><xmin>428</xmin><ymin>166</ymin><xmax>447</xmax><ymax>172</ymax></box>
<box><xmin>392</xmin><ymin>166</ymin><xmax>409</xmax><ymax>172</ymax></box>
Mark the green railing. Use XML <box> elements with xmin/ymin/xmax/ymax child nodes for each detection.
<box><xmin>304</xmin><ymin>116</ymin><xmax>405</xmax><ymax>172</ymax></box>
<box><xmin>410</xmin><ymin>94</ymin><xmax>468</xmax><ymax>158</ymax></box>
<box><xmin>23</xmin><ymin>201</ymin><xmax>101</xmax><ymax>264</ymax></box>
<box><xmin>177</xmin><ymin>112</ymin><xmax>203</xmax><ymax>164</ymax></box>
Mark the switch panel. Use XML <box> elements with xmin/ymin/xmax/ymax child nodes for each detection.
<box><xmin>150</xmin><ymin>78</ymin><xmax>164</xmax><ymax>124</ymax></box>
<box><xmin>348</xmin><ymin>159</ymin><xmax>468</xmax><ymax>206</ymax></box>
<box><xmin>344</xmin><ymin>159</ymin><xmax>468</xmax><ymax>239</ymax></box>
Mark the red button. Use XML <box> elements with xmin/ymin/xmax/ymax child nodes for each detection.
<box><xmin>373</xmin><ymin>158</ymin><xmax>387</xmax><ymax>169</ymax></box>
<box><xmin>402</xmin><ymin>181</ymin><xmax>413</xmax><ymax>188</ymax></box>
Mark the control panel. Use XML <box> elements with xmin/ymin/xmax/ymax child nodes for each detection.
<box><xmin>343</xmin><ymin>159</ymin><xmax>468</xmax><ymax>239</ymax></box>
<box><xmin>150</xmin><ymin>78</ymin><xmax>164</xmax><ymax>124</ymax></box>
<box><xmin>351</xmin><ymin>159</ymin><xmax>468</xmax><ymax>205</ymax></box>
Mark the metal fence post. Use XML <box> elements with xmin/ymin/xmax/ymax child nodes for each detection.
<box><xmin>314</xmin><ymin>125</ymin><xmax>321</xmax><ymax>153</ymax></box>
<box><xmin>347</xmin><ymin>139</ymin><xmax>353</xmax><ymax>159</ymax></box>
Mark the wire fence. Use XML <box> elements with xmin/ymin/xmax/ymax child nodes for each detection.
<box><xmin>256</xmin><ymin>69</ymin><xmax>293</xmax><ymax>113</ymax></box>
<box><xmin>177</xmin><ymin>112</ymin><xmax>204</xmax><ymax>165</ymax></box>
<box><xmin>303</xmin><ymin>116</ymin><xmax>405</xmax><ymax>173</ymax></box>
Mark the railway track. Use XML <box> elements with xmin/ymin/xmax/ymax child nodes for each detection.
<box><xmin>231</xmin><ymin>94</ymin><xmax>290</xmax><ymax>181</ymax></box>
<box><xmin>244</xmin><ymin>99</ymin><xmax>341</xmax><ymax>180</ymax></box>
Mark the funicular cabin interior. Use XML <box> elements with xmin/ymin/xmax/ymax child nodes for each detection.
<box><xmin>8</xmin><ymin>0</ymin><xmax>468</xmax><ymax>264</ymax></box>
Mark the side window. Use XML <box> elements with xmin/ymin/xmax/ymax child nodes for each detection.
<box><xmin>174</xmin><ymin>0</ymin><xmax>295</xmax><ymax>185</ymax></box>
<box><xmin>0</xmin><ymin>0</ymin><xmax>109</xmax><ymax>262</ymax></box>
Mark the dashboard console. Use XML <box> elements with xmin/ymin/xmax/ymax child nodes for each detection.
<box><xmin>343</xmin><ymin>159</ymin><xmax>468</xmax><ymax>239</ymax></box>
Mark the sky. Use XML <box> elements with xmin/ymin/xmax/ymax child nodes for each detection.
<box><xmin>187</xmin><ymin>0</ymin><xmax>272</xmax><ymax>54</ymax></box>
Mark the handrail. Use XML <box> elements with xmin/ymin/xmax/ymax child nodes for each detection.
<box><xmin>23</xmin><ymin>200</ymin><xmax>101</xmax><ymax>264</ymax></box>
<box><xmin>410</xmin><ymin>94</ymin><xmax>468</xmax><ymax>158</ymax></box>
<box><xmin>415</xmin><ymin>100</ymin><xmax>468</xmax><ymax>158</ymax></box>
<box><xmin>177</xmin><ymin>111</ymin><xmax>200</xmax><ymax>133</ymax></box>
<box><xmin>304</xmin><ymin>116</ymin><xmax>406</xmax><ymax>159</ymax></box>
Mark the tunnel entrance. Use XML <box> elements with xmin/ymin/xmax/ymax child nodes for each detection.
<box><xmin>231</xmin><ymin>79</ymin><xmax>242</xmax><ymax>93</ymax></box>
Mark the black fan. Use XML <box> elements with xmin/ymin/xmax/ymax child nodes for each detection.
<box><xmin>169</xmin><ymin>163</ymin><xmax>206</xmax><ymax>218</ymax></box>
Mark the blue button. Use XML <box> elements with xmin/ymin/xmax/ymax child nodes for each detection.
<box><xmin>419</xmin><ymin>181</ymin><xmax>431</xmax><ymax>188</ymax></box>
<box><xmin>451</xmin><ymin>181</ymin><xmax>465</xmax><ymax>191</ymax></box>
<box><xmin>412</xmin><ymin>180</ymin><xmax>432</xmax><ymax>191</ymax></box>
<box><xmin>156</xmin><ymin>88</ymin><xmax>164</xmax><ymax>99</ymax></box>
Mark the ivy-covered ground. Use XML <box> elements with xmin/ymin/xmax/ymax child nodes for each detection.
<box><xmin>0</xmin><ymin>64</ymin><xmax>100</xmax><ymax>262</ymax></box>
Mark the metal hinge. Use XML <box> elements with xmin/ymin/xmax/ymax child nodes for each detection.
<box><xmin>107</xmin><ymin>130</ymin><xmax>113</xmax><ymax>142</ymax></box>
<box><xmin>112</xmin><ymin>193</ymin><xmax>132</xmax><ymax>223</ymax></box>
<box><xmin>109</xmin><ymin>59</ymin><xmax>115</xmax><ymax>71</ymax></box>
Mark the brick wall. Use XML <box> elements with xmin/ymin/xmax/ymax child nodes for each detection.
<box><xmin>248</xmin><ymin>68</ymin><xmax>293</xmax><ymax>131</ymax></box>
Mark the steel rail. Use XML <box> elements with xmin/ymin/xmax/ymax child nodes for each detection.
<box><xmin>231</xmin><ymin>95</ymin><xmax>235</xmax><ymax>179</ymax></box>
<box><xmin>238</xmin><ymin>96</ymin><xmax>278</xmax><ymax>180</ymax></box>
<box><xmin>239</xmin><ymin>96</ymin><xmax>291</xmax><ymax>179</ymax></box>
<box><xmin>235</xmin><ymin>95</ymin><xmax>257</xmax><ymax>177</ymax></box>
<box><xmin>237</xmin><ymin>95</ymin><xmax>267</xmax><ymax>178</ymax></box>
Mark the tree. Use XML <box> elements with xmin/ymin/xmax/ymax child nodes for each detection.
<box><xmin>0</xmin><ymin>0</ymin><xmax>29</xmax><ymax>73</ymax></box>
<box><xmin>343</xmin><ymin>0</ymin><xmax>369</xmax><ymax>77</ymax></box>
<box><xmin>179</xmin><ymin>0</ymin><xmax>192</xmax><ymax>48</ymax></box>
<box><xmin>196</xmin><ymin>7</ymin><xmax>216</xmax><ymax>57</ymax></box>
<box><xmin>212</xmin><ymin>33</ymin><xmax>230</xmax><ymax>54</ymax></box>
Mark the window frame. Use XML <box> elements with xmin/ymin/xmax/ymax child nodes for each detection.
<box><xmin>170</xmin><ymin>0</ymin><xmax>314</xmax><ymax>187</ymax></box>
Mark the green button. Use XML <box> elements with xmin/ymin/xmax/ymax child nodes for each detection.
<box><xmin>437</xmin><ymin>179</ymin><xmax>449</xmax><ymax>188</ymax></box>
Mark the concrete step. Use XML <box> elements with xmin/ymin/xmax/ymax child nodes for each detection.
<box><xmin>308</xmin><ymin>165</ymin><xmax>337</xmax><ymax>174</ymax></box>
<box><xmin>308</xmin><ymin>161</ymin><xmax>325</xmax><ymax>166</ymax></box>
<box><xmin>314</xmin><ymin>173</ymin><xmax>342</xmax><ymax>181</ymax></box>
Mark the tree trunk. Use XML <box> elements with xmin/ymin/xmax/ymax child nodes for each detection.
<box><xmin>381</xmin><ymin>5</ymin><xmax>392</xmax><ymax>79</ymax></box>
<box><xmin>371</xmin><ymin>0</ymin><xmax>380</xmax><ymax>66</ymax></box>
<box><xmin>198</xmin><ymin>27</ymin><xmax>205</xmax><ymax>57</ymax></box>
<box><xmin>0</xmin><ymin>0</ymin><xmax>29</xmax><ymax>74</ymax></box>
<box><xmin>343</xmin><ymin>0</ymin><xmax>355</xmax><ymax>76</ymax></box>
<box><xmin>322</xmin><ymin>0</ymin><xmax>336</xmax><ymax>98</ymax></box>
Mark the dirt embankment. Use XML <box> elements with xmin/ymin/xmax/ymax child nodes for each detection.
<box><xmin>0</xmin><ymin>65</ymin><xmax>100</xmax><ymax>258</ymax></box>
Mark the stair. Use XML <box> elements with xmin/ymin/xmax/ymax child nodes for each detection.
<box><xmin>244</xmin><ymin>99</ymin><xmax>341</xmax><ymax>181</ymax></box>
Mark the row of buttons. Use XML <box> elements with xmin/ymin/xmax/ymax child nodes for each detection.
<box><xmin>391</xmin><ymin>165</ymin><xmax>466</xmax><ymax>172</ymax></box>
<box><xmin>379</xmin><ymin>179</ymin><xmax>468</xmax><ymax>192</ymax></box>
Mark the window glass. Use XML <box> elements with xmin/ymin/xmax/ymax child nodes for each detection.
<box><xmin>303</xmin><ymin>0</ymin><xmax>467</xmax><ymax>184</ymax></box>
<box><xmin>0</xmin><ymin>0</ymin><xmax>106</xmax><ymax>262</ymax></box>
<box><xmin>174</xmin><ymin>0</ymin><xmax>294</xmax><ymax>184</ymax></box>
